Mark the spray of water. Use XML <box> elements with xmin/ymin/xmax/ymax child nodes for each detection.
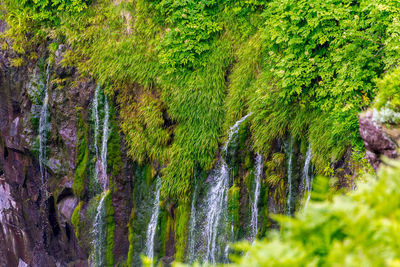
<box><xmin>203</xmin><ymin>113</ymin><xmax>252</xmax><ymax>264</ymax></box>
<box><xmin>285</xmin><ymin>137</ymin><xmax>294</xmax><ymax>215</ymax></box>
<box><xmin>303</xmin><ymin>144</ymin><xmax>314</xmax><ymax>209</ymax></box>
<box><xmin>91</xmin><ymin>87</ymin><xmax>111</xmax><ymax>266</ymax></box>
<box><xmin>100</xmin><ymin>96</ymin><xmax>110</xmax><ymax>190</ymax></box>
<box><xmin>93</xmin><ymin>191</ymin><xmax>108</xmax><ymax>266</ymax></box>
<box><xmin>145</xmin><ymin>178</ymin><xmax>162</xmax><ymax>266</ymax></box>
<box><xmin>250</xmin><ymin>153</ymin><xmax>263</xmax><ymax>242</ymax></box>
<box><xmin>93</xmin><ymin>85</ymin><xmax>100</xmax><ymax>163</ymax></box>
<box><xmin>204</xmin><ymin>159</ymin><xmax>229</xmax><ymax>264</ymax></box>
<box><xmin>92</xmin><ymin>86</ymin><xmax>110</xmax><ymax>190</ymax></box>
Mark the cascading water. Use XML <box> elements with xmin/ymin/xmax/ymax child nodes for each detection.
<box><xmin>285</xmin><ymin>137</ymin><xmax>294</xmax><ymax>215</ymax></box>
<box><xmin>93</xmin><ymin>191</ymin><xmax>108</xmax><ymax>266</ymax></box>
<box><xmin>204</xmin><ymin>159</ymin><xmax>229</xmax><ymax>264</ymax></box>
<box><xmin>303</xmin><ymin>144</ymin><xmax>314</xmax><ymax>209</ymax></box>
<box><xmin>92</xmin><ymin>85</ymin><xmax>110</xmax><ymax>190</ymax></box>
<box><xmin>145</xmin><ymin>178</ymin><xmax>162</xmax><ymax>266</ymax></box>
<box><xmin>91</xmin><ymin>87</ymin><xmax>111</xmax><ymax>266</ymax></box>
<box><xmin>93</xmin><ymin>85</ymin><xmax>100</xmax><ymax>166</ymax></box>
<box><xmin>100</xmin><ymin>97</ymin><xmax>110</xmax><ymax>190</ymax></box>
<box><xmin>39</xmin><ymin>64</ymin><xmax>51</xmax><ymax>185</ymax></box>
<box><xmin>250</xmin><ymin>153</ymin><xmax>263</xmax><ymax>242</ymax></box>
<box><xmin>203</xmin><ymin>113</ymin><xmax>252</xmax><ymax>264</ymax></box>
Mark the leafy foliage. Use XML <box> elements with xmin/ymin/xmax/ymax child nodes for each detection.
<box><xmin>154</xmin><ymin>0</ymin><xmax>222</xmax><ymax>71</ymax></box>
<box><xmin>375</xmin><ymin>68</ymin><xmax>400</xmax><ymax>112</ymax></box>
<box><xmin>3</xmin><ymin>0</ymin><xmax>399</xmax><ymax>200</ymax></box>
<box><xmin>21</xmin><ymin>0</ymin><xmax>89</xmax><ymax>22</ymax></box>
<box><xmin>248</xmin><ymin>0</ymin><xmax>397</xmax><ymax>171</ymax></box>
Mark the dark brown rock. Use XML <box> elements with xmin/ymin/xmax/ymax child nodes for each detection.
<box><xmin>359</xmin><ymin>110</ymin><xmax>399</xmax><ymax>171</ymax></box>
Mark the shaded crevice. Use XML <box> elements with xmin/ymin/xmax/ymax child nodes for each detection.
<box><xmin>56</xmin><ymin>188</ymin><xmax>74</xmax><ymax>204</ymax></box>
<box><xmin>3</xmin><ymin>146</ymin><xmax>8</xmax><ymax>160</ymax></box>
<box><xmin>48</xmin><ymin>196</ymin><xmax>60</xmax><ymax>237</ymax></box>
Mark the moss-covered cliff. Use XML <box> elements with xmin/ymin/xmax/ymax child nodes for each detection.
<box><xmin>0</xmin><ymin>0</ymin><xmax>399</xmax><ymax>266</ymax></box>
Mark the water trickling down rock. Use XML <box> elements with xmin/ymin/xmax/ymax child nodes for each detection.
<box><xmin>285</xmin><ymin>137</ymin><xmax>294</xmax><ymax>216</ymax></box>
<box><xmin>303</xmin><ymin>144</ymin><xmax>313</xmax><ymax>209</ymax></box>
<box><xmin>202</xmin><ymin>113</ymin><xmax>252</xmax><ymax>264</ymax></box>
<box><xmin>145</xmin><ymin>177</ymin><xmax>162</xmax><ymax>266</ymax></box>
<box><xmin>250</xmin><ymin>153</ymin><xmax>263</xmax><ymax>242</ymax></box>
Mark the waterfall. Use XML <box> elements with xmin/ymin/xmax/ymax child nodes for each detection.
<box><xmin>285</xmin><ymin>138</ymin><xmax>294</xmax><ymax>215</ymax></box>
<box><xmin>91</xmin><ymin>86</ymin><xmax>111</xmax><ymax>266</ymax></box>
<box><xmin>303</xmin><ymin>144</ymin><xmax>313</xmax><ymax>209</ymax></box>
<box><xmin>93</xmin><ymin>85</ymin><xmax>100</xmax><ymax>164</ymax></box>
<box><xmin>204</xmin><ymin>159</ymin><xmax>229</xmax><ymax>264</ymax></box>
<box><xmin>100</xmin><ymin>97</ymin><xmax>110</xmax><ymax>190</ymax></box>
<box><xmin>145</xmin><ymin>178</ymin><xmax>161</xmax><ymax>265</ymax></box>
<box><xmin>93</xmin><ymin>191</ymin><xmax>108</xmax><ymax>266</ymax></box>
<box><xmin>187</xmin><ymin>183</ymin><xmax>198</xmax><ymax>263</ymax></box>
<box><xmin>223</xmin><ymin>114</ymin><xmax>252</xmax><ymax>157</ymax></box>
<box><xmin>203</xmin><ymin>113</ymin><xmax>252</xmax><ymax>264</ymax></box>
<box><xmin>250</xmin><ymin>153</ymin><xmax>263</xmax><ymax>242</ymax></box>
<box><xmin>92</xmin><ymin>86</ymin><xmax>110</xmax><ymax>190</ymax></box>
<box><xmin>39</xmin><ymin>65</ymin><xmax>51</xmax><ymax>185</ymax></box>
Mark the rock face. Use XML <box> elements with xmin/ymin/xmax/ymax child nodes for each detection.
<box><xmin>359</xmin><ymin>110</ymin><xmax>399</xmax><ymax>171</ymax></box>
<box><xmin>0</xmin><ymin>40</ymin><xmax>136</xmax><ymax>265</ymax></box>
<box><xmin>0</xmin><ymin>46</ymin><xmax>88</xmax><ymax>266</ymax></box>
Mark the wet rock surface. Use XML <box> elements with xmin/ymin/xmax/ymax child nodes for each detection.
<box><xmin>359</xmin><ymin>110</ymin><xmax>399</xmax><ymax>171</ymax></box>
<box><xmin>0</xmin><ymin>41</ymin><xmax>135</xmax><ymax>265</ymax></box>
<box><xmin>0</xmin><ymin>45</ymin><xmax>87</xmax><ymax>265</ymax></box>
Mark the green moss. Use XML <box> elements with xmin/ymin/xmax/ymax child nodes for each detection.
<box><xmin>105</xmin><ymin>190</ymin><xmax>115</xmax><ymax>267</ymax></box>
<box><xmin>243</xmin><ymin>152</ymin><xmax>252</xmax><ymax>170</ymax></box>
<box><xmin>144</xmin><ymin>164</ymin><xmax>154</xmax><ymax>188</ymax></box>
<box><xmin>244</xmin><ymin>170</ymin><xmax>255</xmax><ymax>194</ymax></box>
<box><xmin>73</xmin><ymin>108</ymin><xmax>89</xmax><ymax>200</ymax></box>
<box><xmin>174</xmin><ymin>201</ymin><xmax>190</xmax><ymax>262</ymax></box>
<box><xmin>71</xmin><ymin>201</ymin><xmax>83</xmax><ymax>239</ymax></box>
<box><xmin>258</xmin><ymin>179</ymin><xmax>270</xmax><ymax>238</ymax></box>
<box><xmin>158</xmin><ymin>207</ymin><xmax>174</xmax><ymax>258</ymax></box>
<box><xmin>126</xmin><ymin>208</ymin><xmax>135</xmax><ymax>267</ymax></box>
<box><xmin>265</xmin><ymin>153</ymin><xmax>285</xmax><ymax>187</ymax></box>
<box><xmin>30</xmin><ymin>112</ymin><xmax>40</xmax><ymax>133</ymax></box>
<box><xmin>228</xmin><ymin>183</ymin><xmax>241</xmax><ymax>238</ymax></box>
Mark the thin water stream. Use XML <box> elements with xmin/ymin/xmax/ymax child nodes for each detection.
<box><xmin>145</xmin><ymin>178</ymin><xmax>162</xmax><ymax>266</ymax></box>
<box><xmin>250</xmin><ymin>153</ymin><xmax>263</xmax><ymax>242</ymax></box>
<box><xmin>303</xmin><ymin>145</ymin><xmax>313</xmax><ymax>209</ymax></box>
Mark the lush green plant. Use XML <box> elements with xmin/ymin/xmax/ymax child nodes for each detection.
<box><xmin>174</xmin><ymin>201</ymin><xmax>190</xmax><ymax>261</ymax></box>
<box><xmin>248</xmin><ymin>0</ymin><xmax>398</xmax><ymax>171</ymax></box>
<box><xmin>154</xmin><ymin>0</ymin><xmax>222</xmax><ymax>71</ymax></box>
<box><xmin>21</xmin><ymin>0</ymin><xmax>89</xmax><ymax>22</ymax></box>
<box><xmin>375</xmin><ymin>68</ymin><xmax>400</xmax><ymax>112</ymax></box>
<box><xmin>105</xmin><ymin>190</ymin><xmax>115</xmax><ymax>267</ymax></box>
<box><xmin>3</xmin><ymin>0</ymin><xmax>398</xmax><ymax>212</ymax></box>
<box><xmin>71</xmin><ymin>201</ymin><xmax>83</xmax><ymax>239</ymax></box>
<box><xmin>228</xmin><ymin>183</ymin><xmax>241</xmax><ymax>239</ymax></box>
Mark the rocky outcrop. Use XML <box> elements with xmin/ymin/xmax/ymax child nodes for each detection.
<box><xmin>0</xmin><ymin>44</ymin><xmax>90</xmax><ymax>265</ymax></box>
<box><xmin>0</xmin><ymin>39</ymin><xmax>136</xmax><ymax>265</ymax></box>
<box><xmin>359</xmin><ymin>110</ymin><xmax>399</xmax><ymax>171</ymax></box>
